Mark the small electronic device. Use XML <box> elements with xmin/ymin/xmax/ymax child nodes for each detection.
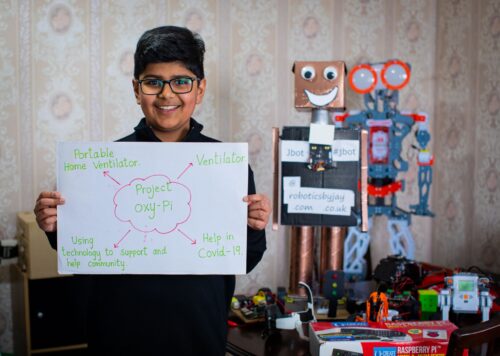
<box><xmin>373</xmin><ymin>255</ymin><xmax>421</xmax><ymax>286</ymax></box>
<box><xmin>322</xmin><ymin>270</ymin><xmax>345</xmax><ymax>317</ymax></box>
<box><xmin>439</xmin><ymin>272</ymin><xmax>493</xmax><ymax>321</ymax></box>
<box><xmin>331</xmin><ymin>350</ymin><xmax>363</xmax><ymax>356</ymax></box>
<box><xmin>450</xmin><ymin>274</ymin><xmax>479</xmax><ymax>313</ymax></box>
<box><xmin>264</xmin><ymin>281</ymin><xmax>316</xmax><ymax>340</ymax></box>
<box><xmin>1</xmin><ymin>239</ymin><xmax>18</xmax><ymax>262</ymax></box>
<box><xmin>318</xmin><ymin>327</ymin><xmax>408</xmax><ymax>342</ymax></box>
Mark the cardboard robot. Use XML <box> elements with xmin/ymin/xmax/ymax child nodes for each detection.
<box><xmin>273</xmin><ymin>61</ymin><xmax>367</xmax><ymax>296</ymax></box>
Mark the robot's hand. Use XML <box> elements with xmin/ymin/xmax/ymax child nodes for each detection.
<box><xmin>417</xmin><ymin>149</ymin><xmax>433</xmax><ymax>166</ymax></box>
<box><xmin>332</xmin><ymin>111</ymin><xmax>351</xmax><ymax>127</ymax></box>
<box><xmin>332</xmin><ymin>111</ymin><xmax>348</xmax><ymax>122</ymax></box>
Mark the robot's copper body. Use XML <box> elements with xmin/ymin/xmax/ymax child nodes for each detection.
<box><xmin>289</xmin><ymin>226</ymin><xmax>315</xmax><ymax>296</ymax></box>
<box><xmin>319</xmin><ymin>227</ymin><xmax>345</xmax><ymax>274</ymax></box>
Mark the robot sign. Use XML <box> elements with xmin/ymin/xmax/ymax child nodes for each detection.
<box><xmin>279</xmin><ymin>126</ymin><xmax>361</xmax><ymax>227</ymax></box>
<box><xmin>283</xmin><ymin>177</ymin><xmax>355</xmax><ymax>216</ymax></box>
<box><xmin>281</xmin><ymin>140</ymin><xmax>359</xmax><ymax>163</ymax></box>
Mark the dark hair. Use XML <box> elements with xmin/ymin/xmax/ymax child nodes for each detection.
<box><xmin>134</xmin><ymin>26</ymin><xmax>205</xmax><ymax>80</ymax></box>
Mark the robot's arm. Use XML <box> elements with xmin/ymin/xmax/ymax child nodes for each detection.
<box><xmin>479</xmin><ymin>277</ymin><xmax>494</xmax><ymax>322</ymax></box>
<box><xmin>439</xmin><ymin>289</ymin><xmax>451</xmax><ymax>321</ymax></box>
<box><xmin>333</xmin><ymin>110</ymin><xmax>364</xmax><ymax>128</ymax></box>
<box><xmin>403</xmin><ymin>112</ymin><xmax>433</xmax><ymax>163</ymax></box>
<box><xmin>402</xmin><ymin>112</ymin><xmax>434</xmax><ymax>216</ymax></box>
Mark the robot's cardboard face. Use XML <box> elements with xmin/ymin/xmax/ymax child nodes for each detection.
<box><xmin>293</xmin><ymin>61</ymin><xmax>345</xmax><ymax>110</ymax></box>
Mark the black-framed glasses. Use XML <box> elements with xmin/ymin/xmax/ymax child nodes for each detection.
<box><xmin>137</xmin><ymin>77</ymin><xmax>199</xmax><ymax>95</ymax></box>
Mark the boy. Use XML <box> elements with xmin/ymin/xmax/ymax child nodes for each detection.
<box><xmin>33</xmin><ymin>26</ymin><xmax>269</xmax><ymax>355</ymax></box>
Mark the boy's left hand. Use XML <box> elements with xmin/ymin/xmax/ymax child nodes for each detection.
<box><xmin>243</xmin><ymin>194</ymin><xmax>270</xmax><ymax>231</ymax></box>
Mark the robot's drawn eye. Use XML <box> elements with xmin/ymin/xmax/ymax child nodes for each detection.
<box><xmin>301</xmin><ymin>66</ymin><xmax>316</xmax><ymax>81</ymax></box>
<box><xmin>323</xmin><ymin>66</ymin><xmax>337</xmax><ymax>80</ymax></box>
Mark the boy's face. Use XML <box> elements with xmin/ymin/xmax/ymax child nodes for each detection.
<box><xmin>133</xmin><ymin>61</ymin><xmax>206</xmax><ymax>142</ymax></box>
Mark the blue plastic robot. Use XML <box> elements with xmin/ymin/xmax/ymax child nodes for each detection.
<box><xmin>333</xmin><ymin>59</ymin><xmax>434</xmax><ymax>277</ymax></box>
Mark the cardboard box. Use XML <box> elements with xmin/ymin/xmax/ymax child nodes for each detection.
<box><xmin>309</xmin><ymin>320</ymin><xmax>457</xmax><ymax>356</ymax></box>
<box><xmin>16</xmin><ymin>211</ymin><xmax>59</xmax><ymax>279</ymax></box>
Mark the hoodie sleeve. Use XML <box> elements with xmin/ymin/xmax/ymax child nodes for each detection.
<box><xmin>246</xmin><ymin>167</ymin><xmax>267</xmax><ymax>273</ymax></box>
<box><xmin>46</xmin><ymin>231</ymin><xmax>58</xmax><ymax>250</ymax></box>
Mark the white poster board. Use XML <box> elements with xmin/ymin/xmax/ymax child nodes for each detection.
<box><xmin>57</xmin><ymin>142</ymin><xmax>248</xmax><ymax>275</ymax></box>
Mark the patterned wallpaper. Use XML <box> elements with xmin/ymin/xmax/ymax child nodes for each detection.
<box><xmin>0</xmin><ymin>0</ymin><xmax>498</xmax><ymax>352</ymax></box>
<box><xmin>433</xmin><ymin>0</ymin><xmax>500</xmax><ymax>269</ymax></box>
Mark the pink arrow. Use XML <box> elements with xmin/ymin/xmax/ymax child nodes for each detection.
<box><xmin>177</xmin><ymin>163</ymin><xmax>193</xmax><ymax>180</ymax></box>
<box><xmin>103</xmin><ymin>171</ymin><xmax>121</xmax><ymax>185</ymax></box>
<box><xmin>177</xmin><ymin>228</ymin><xmax>196</xmax><ymax>245</ymax></box>
<box><xmin>114</xmin><ymin>229</ymin><xmax>131</xmax><ymax>248</ymax></box>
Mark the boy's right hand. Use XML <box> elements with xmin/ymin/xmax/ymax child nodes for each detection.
<box><xmin>34</xmin><ymin>191</ymin><xmax>65</xmax><ymax>232</ymax></box>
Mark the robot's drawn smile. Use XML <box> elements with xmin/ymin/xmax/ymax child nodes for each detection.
<box><xmin>305</xmin><ymin>87</ymin><xmax>338</xmax><ymax>107</ymax></box>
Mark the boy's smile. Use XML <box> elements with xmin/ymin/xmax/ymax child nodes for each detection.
<box><xmin>133</xmin><ymin>61</ymin><xmax>206</xmax><ymax>142</ymax></box>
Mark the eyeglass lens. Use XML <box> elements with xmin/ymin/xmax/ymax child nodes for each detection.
<box><xmin>140</xmin><ymin>78</ymin><xmax>194</xmax><ymax>95</ymax></box>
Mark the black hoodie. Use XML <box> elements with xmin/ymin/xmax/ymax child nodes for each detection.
<box><xmin>47</xmin><ymin>118</ymin><xmax>266</xmax><ymax>355</ymax></box>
